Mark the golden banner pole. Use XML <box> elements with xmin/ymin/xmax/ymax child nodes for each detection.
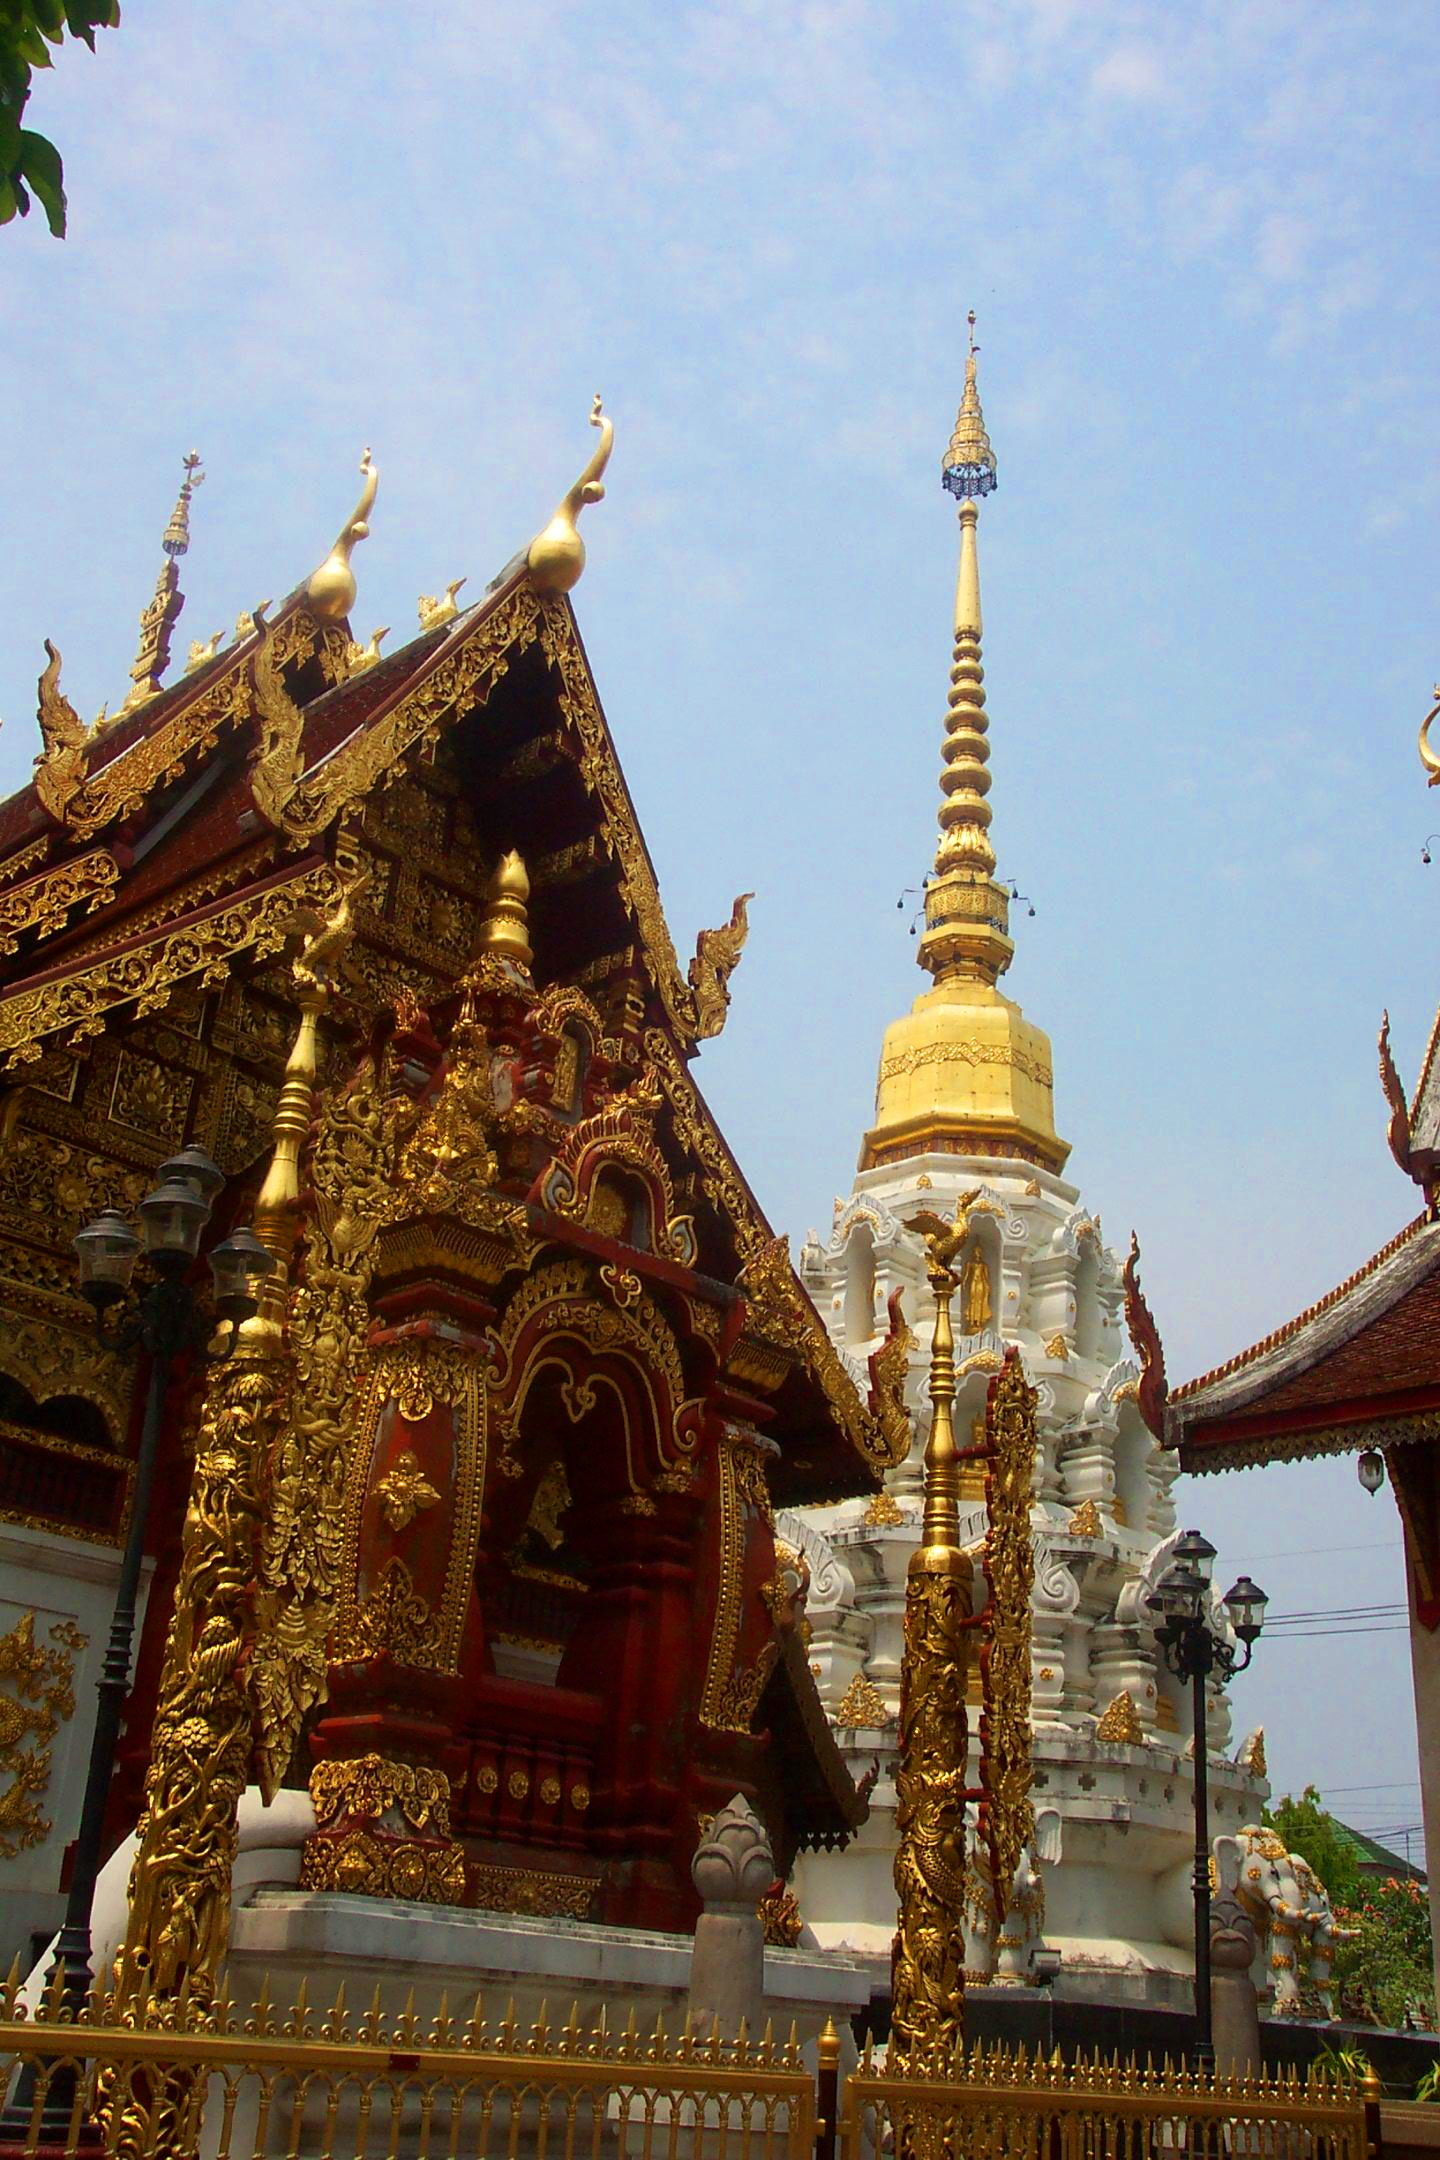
<box><xmin>890</xmin><ymin>1193</ymin><xmax>979</xmax><ymax>2075</ymax></box>
<box><xmin>105</xmin><ymin>889</ymin><xmax>354</xmax><ymax>2160</ymax></box>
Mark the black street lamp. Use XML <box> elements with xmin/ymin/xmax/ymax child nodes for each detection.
<box><xmin>1147</xmin><ymin>1529</ymin><xmax>1267</xmax><ymax>2070</ymax></box>
<box><xmin>6</xmin><ymin>1149</ymin><xmax>270</xmax><ymax>2134</ymax></box>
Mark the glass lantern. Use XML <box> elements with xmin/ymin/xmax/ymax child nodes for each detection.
<box><xmin>208</xmin><ymin>1227</ymin><xmax>275</xmax><ymax>1323</ymax></box>
<box><xmin>1174</xmin><ymin>1528</ymin><xmax>1218</xmax><ymax>1583</ymax></box>
<box><xmin>160</xmin><ymin>1146</ymin><xmax>226</xmax><ymax>1207</ymax></box>
<box><xmin>1222</xmin><ymin>1575</ymin><xmax>1268</xmax><ymax>1644</ymax></box>
<box><xmin>138</xmin><ymin>1172</ymin><xmax>213</xmax><ymax>1268</ymax></box>
<box><xmin>73</xmin><ymin>1209</ymin><xmax>142</xmax><ymax>1309</ymax></box>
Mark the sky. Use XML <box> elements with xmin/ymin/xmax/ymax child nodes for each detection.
<box><xmin>2</xmin><ymin>0</ymin><xmax>1438</xmax><ymax>1858</ymax></box>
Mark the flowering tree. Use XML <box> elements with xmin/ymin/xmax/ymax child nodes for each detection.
<box><xmin>1334</xmin><ymin>1877</ymin><xmax>1434</xmax><ymax>2032</ymax></box>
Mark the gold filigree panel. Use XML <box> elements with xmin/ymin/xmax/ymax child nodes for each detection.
<box><xmin>0</xmin><ymin>862</ymin><xmax>342</xmax><ymax>1070</ymax></box>
<box><xmin>0</xmin><ymin>1612</ymin><xmax>84</xmax><ymax>1858</ymax></box>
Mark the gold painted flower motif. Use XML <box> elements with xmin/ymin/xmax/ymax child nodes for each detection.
<box><xmin>375</xmin><ymin>1448</ymin><xmax>441</xmax><ymax>1531</ymax></box>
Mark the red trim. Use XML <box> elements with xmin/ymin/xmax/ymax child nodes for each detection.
<box><xmin>1183</xmin><ymin>1382</ymin><xmax>1440</xmax><ymax>1450</ymax></box>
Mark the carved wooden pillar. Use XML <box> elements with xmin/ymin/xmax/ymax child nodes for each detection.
<box><xmin>559</xmin><ymin>1484</ymin><xmax>705</xmax><ymax>1931</ymax></box>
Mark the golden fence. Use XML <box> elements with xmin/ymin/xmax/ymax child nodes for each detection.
<box><xmin>839</xmin><ymin>2040</ymin><xmax>1373</xmax><ymax>2160</ymax></box>
<box><xmin>0</xmin><ymin>1966</ymin><xmax>817</xmax><ymax>2160</ymax></box>
<box><xmin>0</xmin><ymin>1968</ymin><xmax>1378</xmax><ymax>2160</ymax></box>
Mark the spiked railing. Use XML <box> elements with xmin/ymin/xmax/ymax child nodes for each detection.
<box><xmin>0</xmin><ymin>1958</ymin><xmax>1374</xmax><ymax>2160</ymax></box>
<box><xmin>841</xmin><ymin>2034</ymin><xmax>1371</xmax><ymax>2160</ymax></box>
<box><xmin>0</xmin><ymin>1958</ymin><xmax>816</xmax><ymax>2159</ymax></box>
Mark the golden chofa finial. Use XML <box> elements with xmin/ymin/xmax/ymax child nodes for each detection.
<box><xmin>305</xmin><ymin>447</ymin><xmax>378</xmax><ymax>623</ymax></box>
<box><xmin>476</xmin><ymin>849</ymin><xmax>533</xmax><ymax>970</ymax></box>
<box><xmin>527</xmin><ymin>395</ymin><xmax>613</xmax><ymax>596</ymax></box>
<box><xmin>1419</xmin><ymin>684</ymin><xmax>1440</xmax><ymax>786</ymax></box>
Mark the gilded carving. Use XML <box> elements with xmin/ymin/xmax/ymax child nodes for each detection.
<box><xmin>892</xmin><ymin>1199</ymin><xmax>977</xmax><ymax>2070</ymax></box>
<box><xmin>0</xmin><ymin>847</ymin><xmax>121</xmax><ymax>956</ymax></box>
<box><xmin>863</xmin><ymin>1489</ymin><xmax>907</xmax><ymax>1527</ymax></box>
<box><xmin>246</xmin><ymin>607</ymin><xmax>308</xmax><ymax>830</ymax></box>
<box><xmin>1096</xmin><ymin>1690</ymin><xmax>1145</xmax><ymax>1745</ymax></box>
<box><xmin>335</xmin><ymin>1553</ymin><xmax>442</xmax><ymax>1666</ymax></box>
<box><xmin>878</xmin><ymin>1037</ymin><xmax>1054</xmax><ymax>1089</ymax></box>
<box><xmin>0</xmin><ymin>1308</ymin><xmax>130</xmax><ymax>1444</ymax></box>
<box><xmin>834</xmin><ymin>1672</ymin><xmax>892</xmax><ymax>1729</ymax></box>
<box><xmin>977</xmin><ymin>1352</ymin><xmax>1038</xmax><ymax>1932</ymax></box>
<box><xmin>1066</xmin><ymin>1498</ymin><xmax>1102</xmax><ymax>1538</ymax></box>
<box><xmin>32</xmin><ymin>642</ymin><xmax>90</xmax><ymax>828</ymax></box>
<box><xmin>280</xmin><ymin>582</ymin><xmax>542</xmax><ymax>843</ymax></box>
<box><xmin>686</xmin><ymin>893</ymin><xmax>753</xmax><ymax>1041</ymax></box>
<box><xmin>309</xmin><ymin>1752</ymin><xmax>455</xmax><ymax>1835</ymax></box>
<box><xmin>0</xmin><ymin>1613</ymin><xmax>82</xmax><ymax>1858</ymax></box>
<box><xmin>250</xmin><ymin>1048</ymin><xmax>393</xmax><ymax>1800</ymax></box>
<box><xmin>699</xmin><ymin>1426</ymin><xmax>774</xmax><ymax>1733</ymax></box>
<box><xmin>0</xmin><ymin>861</ymin><xmax>343</xmax><ymax>1070</ymax></box>
<box><xmin>107</xmin><ymin>1052</ymin><xmax>193</xmax><ymax>1141</ymax></box>
<box><xmin>300</xmin><ymin>1830</ymin><xmax>465</xmax><ymax>1902</ymax></box>
<box><xmin>471</xmin><ymin>1863</ymin><xmax>595</xmax><ymax>1920</ymax></box>
<box><xmin>490</xmin><ymin>1257</ymin><xmax>691</xmax><ymax>1495</ymax></box>
<box><xmin>374</xmin><ymin>1448</ymin><xmax>441</xmax><ymax>1531</ymax></box>
<box><xmin>108</xmin><ymin>1353</ymin><xmax>288</xmax><ymax>2160</ymax></box>
<box><xmin>333</xmin><ymin>1331</ymin><xmax>487</xmax><ymax>1674</ymax></box>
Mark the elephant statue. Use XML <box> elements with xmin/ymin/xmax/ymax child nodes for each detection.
<box><xmin>964</xmin><ymin>1806</ymin><xmax>1062</xmax><ymax>1986</ymax></box>
<box><xmin>1291</xmin><ymin>1852</ymin><xmax>1355</xmax><ymax>2019</ymax></box>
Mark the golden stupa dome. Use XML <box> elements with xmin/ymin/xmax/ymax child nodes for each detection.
<box><xmin>864</xmin><ymin>322</ymin><xmax>1068</xmax><ymax>1177</ymax></box>
<box><xmin>863</xmin><ymin>977</ymin><xmax>1067</xmax><ymax>1173</ymax></box>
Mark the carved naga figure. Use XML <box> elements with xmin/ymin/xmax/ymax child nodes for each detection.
<box><xmin>1122</xmin><ymin>1232</ymin><xmax>1169</xmax><ymax>1442</ymax></box>
<box><xmin>33</xmin><ymin>641</ymin><xmax>90</xmax><ymax>826</ymax></box>
<box><xmin>688</xmin><ymin>892</ymin><xmax>754</xmax><ymax>1041</ymax></box>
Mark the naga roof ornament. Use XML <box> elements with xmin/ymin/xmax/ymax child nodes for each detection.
<box><xmin>305</xmin><ymin>447</ymin><xmax>378</xmax><ymax>622</ymax></box>
<box><xmin>33</xmin><ymin>640</ymin><xmax>90</xmax><ymax>825</ymax></box>
<box><xmin>528</xmin><ymin>395</ymin><xmax>613</xmax><ymax>596</ymax></box>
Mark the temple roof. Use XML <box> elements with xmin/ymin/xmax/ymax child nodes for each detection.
<box><xmin>1166</xmin><ymin>1212</ymin><xmax>1440</xmax><ymax>1473</ymax></box>
<box><xmin>0</xmin><ymin>450</ymin><xmax>908</xmax><ymax>1507</ymax></box>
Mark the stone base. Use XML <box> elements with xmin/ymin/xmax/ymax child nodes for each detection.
<box><xmin>231</xmin><ymin>1889</ymin><xmax>870</xmax><ymax>2046</ymax></box>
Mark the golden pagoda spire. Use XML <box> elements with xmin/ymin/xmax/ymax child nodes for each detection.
<box><xmin>917</xmin><ymin>318</ymin><xmax>1011</xmax><ymax>988</ymax></box>
<box><xmin>118</xmin><ymin>450</ymin><xmax>203</xmax><ymax>716</ymax></box>
<box><xmin>861</xmin><ymin>320</ymin><xmax>1069</xmax><ymax>1176</ymax></box>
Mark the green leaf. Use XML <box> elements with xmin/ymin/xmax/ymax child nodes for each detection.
<box><xmin>0</xmin><ymin>175</ymin><xmax>20</xmax><ymax>224</ymax></box>
<box><xmin>17</xmin><ymin>127</ymin><xmax>63</xmax><ymax>234</ymax></box>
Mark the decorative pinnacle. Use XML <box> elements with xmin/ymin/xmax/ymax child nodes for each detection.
<box><xmin>163</xmin><ymin>451</ymin><xmax>205</xmax><ymax>558</ymax></box>
<box><xmin>475</xmin><ymin>849</ymin><xmax>534</xmax><ymax>972</ymax></box>
<box><xmin>942</xmin><ymin>315</ymin><xmax>997</xmax><ymax>501</ymax></box>
<box><xmin>916</xmin><ymin>327</ymin><xmax>1013</xmax><ymax>989</ymax></box>
<box><xmin>120</xmin><ymin>450</ymin><xmax>205</xmax><ymax>714</ymax></box>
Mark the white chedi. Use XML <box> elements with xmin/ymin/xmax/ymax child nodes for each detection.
<box><xmin>787</xmin><ymin>1153</ymin><xmax>1268</xmax><ymax>2010</ymax></box>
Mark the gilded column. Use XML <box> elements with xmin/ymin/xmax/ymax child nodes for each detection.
<box><xmin>105</xmin><ymin>893</ymin><xmax>353</xmax><ymax>2159</ymax></box>
<box><xmin>890</xmin><ymin>1195</ymin><xmax>978</xmax><ymax>2070</ymax></box>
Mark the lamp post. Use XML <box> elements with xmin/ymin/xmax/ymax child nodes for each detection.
<box><xmin>1147</xmin><ymin>1530</ymin><xmax>1267</xmax><ymax>2070</ymax></box>
<box><xmin>20</xmin><ymin>1151</ymin><xmax>271</xmax><ymax>2042</ymax></box>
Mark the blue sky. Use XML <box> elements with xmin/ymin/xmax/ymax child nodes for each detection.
<box><xmin>3</xmin><ymin>0</ymin><xmax>1438</xmax><ymax>1850</ymax></box>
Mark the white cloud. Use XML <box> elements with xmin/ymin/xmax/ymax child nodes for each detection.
<box><xmin>1090</xmin><ymin>42</ymin><xmax>1168</xmax><ymax>101</ymax></box>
